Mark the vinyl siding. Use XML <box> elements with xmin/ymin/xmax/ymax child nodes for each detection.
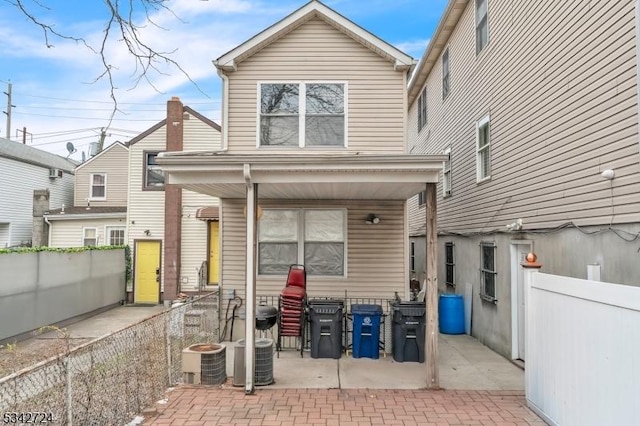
<box><xmin>74</xmin><ymin>143</ymin><xmax>129</xmax><ymax>206</ymax></box>
<box><xmin>220</xmin><ymin>199</ymin><xmax>407</xmax><ymax>300</ymax></box>
<box><xmin>226</xmin><ymin>17</ymin><xmax>407</xmax><ymax>155</ymax></box>
<box><xmin>49</xmin><ymin>218</ymin><xmax>127</xmax><ymax>247</ymax></box>
<box><xmin>127</xmin><ymin>114</ymin><xmax>221</xmax><ymax>292</ymax></box>
<box><xmin>0</xmin><ymin>157</ymin><xmax>74</xmax><ymax>247</ymax></box>
<box><xmin>408</xmin><ymin>0</ymin><xmax>640</xmax><ymax>235</ymax></box>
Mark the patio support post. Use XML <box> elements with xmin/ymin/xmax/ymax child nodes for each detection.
<box><xmin>244</xmin><ymin>170</ymin><xmax>258</xmax><ymax>395</ymax></box>
<box><xmin>425</xmin><ymin>183</ymin><xmax>439</xmax><ymax>389</ymax></box>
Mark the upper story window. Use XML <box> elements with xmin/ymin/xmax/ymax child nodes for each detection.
<box><xmin>418</xmin><ymin>190</ymin><xmax>426</xmax><ymax>206</ymax></box>
<box><xmin>476</xmin><ymin>0</ymin><xmax>489</xmax><ymax>54</ymax></box>
<box><xmin>90</xmin><ymin>173</ymin><xmax>106</xmax><ymax>200</ymax></box>
<box><xmin>144</xmin><ymin>151</ymin><xmax>164</xmax><ymax>190</ymax></box>
<box><xmin>476</xmin><ymin>116</ymin><xmax>491</xmax><ymax>182</ymax></box>
<box><xmin>442</xmin><ymin>48</ymin><xmax>450</xmax><ymax>99</ymax></box>
<box><xmin>258</xmin><ymin>209</ymin><xmax>346</xmax><ymax>276</ymax></box>
<box><xmin>417</xmin><ymin>87</ymin><xmax>427</xmax><ymax>132</ymax></box>
<box><xmin>259</xmin><ymin>82</ymin><xmax>346</xmax><ymax>147</ymax></box>
<box><xmin>443</xmin><ymin>148</ymin><xmax>452</xmax><ymax>197</ymax></box>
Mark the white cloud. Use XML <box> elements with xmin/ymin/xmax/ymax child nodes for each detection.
<box><xmin>394</xmin><ymin>39</ymin><xmax>430</xmax><ymax>59</ymax></box>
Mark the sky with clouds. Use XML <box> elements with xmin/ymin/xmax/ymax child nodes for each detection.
<box><xmin>0</xmin><ymin>0</ymin><xmax>447</xmax><ymax>161</ymax></box>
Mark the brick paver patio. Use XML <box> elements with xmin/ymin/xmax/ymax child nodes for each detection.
<box><xmin>142</xmin><ymin>386</ymin><xmax>546</xmax><ymax>425</ymax></box>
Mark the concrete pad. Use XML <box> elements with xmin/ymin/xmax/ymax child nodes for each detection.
<box><xmin>57</xmin><ymin>305</ymin><xmax>166</xmax><ymax>339</ymax></box>
<box><xmin>338</xmin><ymin>355</ymin><xmax>426</xmax><ymax>389</ymax></box>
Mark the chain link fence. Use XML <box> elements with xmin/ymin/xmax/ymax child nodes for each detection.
<box><xmin>0</xmin><ymin>292</ymin><xmax>219</xmax><ymax>426</ymax></box>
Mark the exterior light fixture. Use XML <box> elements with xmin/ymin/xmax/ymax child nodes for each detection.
<box><xmin>601</xmin><ymin>169</ymin><xmax>615</xmax><ymax>180</ymax></box>
<box><xmin>365</xmin><ymin>214</ymin><xmax>380</xmax><ymax>225</ymax></box>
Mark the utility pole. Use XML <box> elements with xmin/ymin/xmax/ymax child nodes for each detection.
<box><xmin>3</xmin><ymin>81</ymin><xmax>15</xmax><ymax>140</ymax></box>
<box><xmin>96</xmin><ymin>127</ymin><xmax>106</xmax><ymax>154</ymax></box>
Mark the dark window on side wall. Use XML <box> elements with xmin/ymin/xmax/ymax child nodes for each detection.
<box><xmin>480</xmin><ymin>242</ymin><xmax>496</xmax><ymax>302</ymax></box>
<box><xmin>445</xmin><ymin>242</ymin><xmax>455</xmax><ymax>286</ymax></box>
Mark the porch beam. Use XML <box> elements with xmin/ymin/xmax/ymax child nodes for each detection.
<box><xmin>425</xmin><ymin>183</ymin><xmax>439</xmax><ymax>389</ymax></box>
<box><xmin>244</xmin><ymin>180</ymin><xmax>258</xmax><ymax>394</ymax></box>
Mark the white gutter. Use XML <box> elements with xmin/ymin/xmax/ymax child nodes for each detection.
<box><xmin>215</xmin><ymin>64</ymin><xmax>230</xmax><ymax>151</ymax></box>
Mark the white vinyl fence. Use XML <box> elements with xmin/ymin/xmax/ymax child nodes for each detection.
<box><xmin>525</xmin><ymin>270</ymin><xmax>640</xmax><ymax>426</ymax></box>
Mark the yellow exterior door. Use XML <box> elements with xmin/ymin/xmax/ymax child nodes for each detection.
<box><xmin>134</xmin><ymin>241</ymin><xmax>161</xmax><ymax>304</ymax></box>
<box><xmin>208</xmin><ymin>221</ymin><xmax>220</xmax><ymax>284</ymax></box>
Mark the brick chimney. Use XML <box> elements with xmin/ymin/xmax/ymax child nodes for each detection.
<box><xmin>163</xmin><ymin>97</ymin><xmax>184</xmax><ymax>301</ymax></box>
<box><xmin>32</xmin><ymin>189</ymin><xmax>50</xmax><ymax>247</ymax></box>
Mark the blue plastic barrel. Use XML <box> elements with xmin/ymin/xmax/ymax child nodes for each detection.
<box><xmin>439</xmin><ymin>294</ymin><xmax>465</xmax><ymax>334</ymax></box>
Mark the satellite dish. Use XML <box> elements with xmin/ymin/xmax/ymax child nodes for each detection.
<box><xmin>66</xmin><ymin>142</ymin><xmax>75</xmax><ymax>155</ymax></box>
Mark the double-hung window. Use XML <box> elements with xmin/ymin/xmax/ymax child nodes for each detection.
<box><xmin>90</xmin><ymin>173</ymin><xmax>106</xmax><ymax>200</ymax></box>
<box><xmin>418</xmin><ymin>191</ymin><xmax>426</xmax><ymax>206</ymax></box>
<box><xmin>258</xmin><ymin>209</ymin><xmax>346</xmax><ymax>276</ymax></box>
<box><xmin>476</xmin><ymin>0</ymin><xmax>489</xmax><ymax>54</ymax></box>
<box><xmin>83</xmin><ymin>228</ymin><xmax>97</xmax><ymax>246</ymax></box>
<box><xmin>442</xmin><ymin>48</ymin><xmax>450</xmax><ymax>99</ymax></box>
<box><xmin>443</xmin><ymin>148</ymin><xmax>452</xmax><ymax>197</ymax></box>
<box><xmin>476</xmin><ymin>116</ymin><xmax>491</xmax><ymax>182</ymax></box>
<box><xmin>259</xmin><ymin>83</ymin><xmax>346</xmax><ymax>147</ymax></box>
<box><xmin>417</xmin><ymin>87</ymin><xmax>427</xmax><ymax>131</ymax></box>
<box><xmin>480</xmin><ymin>242</ymin><xmax>496</xmax><ymax>302</ymax></box>
<box><xmin>144</xmin><ymin>151</ymin><xmax>164</xmax><ymax>189</ymax></box>
<box><xmin>410</xmin><ymin>241</ymin><xmax>416</xmax><ymax>273</ymax></box>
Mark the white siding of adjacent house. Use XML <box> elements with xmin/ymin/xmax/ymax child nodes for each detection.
<box><xmin>226</xmin><ymin>17</ymin><xmax>407</xmax><ymax>155</ymax></box>
<box><xmin>74</xmin><ymin>143</ymin><xmax>129</xmax><ymax>206</ymax></box>
<box><xmin>0</xmin><ymin>157</ymin><xmax>73</xmax><ymax>247</ymax></box>
<box><xmin>127</xmin><ymin>112</ymin><xmax>221</xmax><ymax>292</ymax></box>
<box><xmin>408</xmin><ymin>0</ymin><xmax>640</xmax><ymax>234</ymax></box>
<box><xmin>49</xmin><ymin>218</ymin><xmax>127</xmax><ymax>247</ymax></box>
<box><xmin>220</xmin><ymin>199</ymin><xmax>407</xmax><ymax>300</ymax></box>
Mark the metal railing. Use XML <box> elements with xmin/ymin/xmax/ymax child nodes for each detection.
<box><xmin>0</xmin><ymin>292</ymin><xmax>219</xmax><ymax>426</ymax></box>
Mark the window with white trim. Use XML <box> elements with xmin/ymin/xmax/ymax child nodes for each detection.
<box><xmin>476</xmin><ymin>116</ymin><xmax>491</xmax><ymax>181</ymax></box>
<box><xmin>476</xmin><ymin>0</ymin><xmax>489</xmax><ymax>54</ymax></box>
<box><xmin>417</xmin><ymin>87</ymin><xmax>427</xmax><ymax>131</ymax></box>
<box><xmin>480</xmin><ymin>242</ymin><xmax>496</xmax><ymax>302</ymax></box>
<box><xmin>107</xmin><ymin>226</ymin><xmax>125</xmax><ymax>245</ymax></box>
<box><xmin>90</xmin><ymin>173</ymin><xmax>106</xmax><ymax>200</ymax></box>
<box><xmin>442</xmin><ymin>48</ymin><xmax>450</xmax><ymax>99</ymax></box>
<box><xmin>443</xmin><ymin>148</ymin><xmax>452</xmax><ymax>197</ymax></box>
<box><xmin>258</xmin><ymin>209</ymin><xmax>346</xmax><ymax>276</ymax></box>
<box><xmin>259</xmin><ymin>83</ymin><xmax>346</xmax><ymax>147</ymax></box>
<box><xmin>445</xmin><ymin>242</ymin><xmax>455</xmax><ymax>286</ymax></box>
<box><xmin>83</xmin><ymin>228</ymin><xmax>97</xmax><ymax>246</ymax></box>
<box><xmin>144</xmin><ymin>151</ymin><xmax>164</xmax><ymax>189</ymax></box>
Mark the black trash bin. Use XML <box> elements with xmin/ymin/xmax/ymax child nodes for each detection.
<box><xmin>391</xmin><ymin>301</ymin><xmax>426</xmax><ymax>363</ymax></box>
<box><xmin>308</xmin><ymin>299</ymin><xmax>344</xmax><ymax>359</ymax></box>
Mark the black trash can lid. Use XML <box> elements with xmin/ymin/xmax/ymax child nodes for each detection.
<box><xmin>351</xmin><ymin>304</ymin><xmax>383</xmax><ymax>315</ymax></box>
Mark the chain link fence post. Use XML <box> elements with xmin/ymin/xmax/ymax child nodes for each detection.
<box><xmin>65</xmin><ymin>356</ymin><xmax>72</xmax><ymax>426</ymax></box>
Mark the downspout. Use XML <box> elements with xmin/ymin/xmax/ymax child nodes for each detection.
<box><xmin>243</xmin><ymin>163</ymin><xmax>257</xmax><ymax>394</ymax></box>
<box><xmin>43</xmin><ymin>215</ymin><xmax>51</xmax><ymax>246</ymax></box>
<box><xmin>216</xmin><ymin>67</ymin><xmax>230</xmax><ymax>151</ymax></box>
<box><xmin>636</xmin><ymin>0</ymin><xmax>640</xmax><ymax>159</ymax></box>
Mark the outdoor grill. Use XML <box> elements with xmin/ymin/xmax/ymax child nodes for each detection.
<box><xmin>256</xmin><ymin>304</ymin><xmax>278</xmax><ymax>330</ymax></box>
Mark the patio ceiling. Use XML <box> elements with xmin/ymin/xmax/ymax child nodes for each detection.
<box><xmin>158</xmin><ymin>153</ymin><xmax>447</xmax><ymax>200</ymax></box>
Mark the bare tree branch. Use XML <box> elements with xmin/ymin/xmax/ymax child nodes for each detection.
<box><xmin>6</xmin><ymin>0</ymin><xmax>209</xmax><ymax>128</ymax></box>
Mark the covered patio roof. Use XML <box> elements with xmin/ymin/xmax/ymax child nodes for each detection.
<box><xmin>157</xmin><ymin>152</ymin><xmax>447</xmax><ymax>199</ymax></box>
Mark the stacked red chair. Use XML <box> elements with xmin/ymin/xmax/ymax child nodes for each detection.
<box><xmin>277</xmin><ymin>264</ymin><xmax>307</xmax><ymax>357</ymax></box>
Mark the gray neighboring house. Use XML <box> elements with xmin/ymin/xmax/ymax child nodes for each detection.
<box><xmin>407</xmin><ymin>0</ymin><xmax>640</xmax><ymax>361</ymax></box>
<box><xmin>0</xmin><ymin>137</ymin><xmax>76</xmax><ymax>248</ymax></box>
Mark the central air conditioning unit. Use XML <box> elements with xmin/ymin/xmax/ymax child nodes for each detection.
<box><xmin>49</xmin><ymin>168</ymin><xmax>62</xmax><ymax>179</ymax></box>
<box><xmin>182</xmin><ymin>343</ymin><xmax>227</xmax><ymax>385</ymax></box>
<box><xmin>232</xmin><ymin>338</ymin><xmax>274</xmax><ymax>386</ymax></box>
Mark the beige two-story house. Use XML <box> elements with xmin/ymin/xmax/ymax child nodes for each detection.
<box><xmin>45</xmin><ymin>142</ymin><xmax>128</xmax><ymax>247</ymax></box>
<box><xmin>407</xmin><ymin>0</ymin><xmax>640</xmax><ymax>361</ymax></box>
<box><xmin>159</xmin><ymin>0</ymin><xmax>447</xmax><ymax>391</ymax></box>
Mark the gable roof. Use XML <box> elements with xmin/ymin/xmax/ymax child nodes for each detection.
<box><xmin>408</xmin><ymin>0</ymin><xmax>469</xmax><ymax>106</ymax></box>
<box><xmin>214</xmin><ymin>0</ymin><xmax>415</xmax><ymax>72</ymax></box>
<box><xmin>0</xmin><ymin>137</ymin><xmax>77</xmax><ymax>172</ymax></box>
<box><xmin>75</xmin><ymin>141</ymin><xmax>128</xmax><ymax>171</ymax></box>
<box><xmin>127</xmin><ymin>105</ymin><xmax>221</xmax><ymax>146</ymax></box>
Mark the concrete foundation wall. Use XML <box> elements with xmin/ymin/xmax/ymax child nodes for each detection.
<box><xmin>0</xmin><ymin>249</ymin><xmax>126</xmax><ymax>341</ymax></box>
<box><xmin>411</xmin><ymin>223</ymin><xmax>640</xmax><ymax>358</ymax></box>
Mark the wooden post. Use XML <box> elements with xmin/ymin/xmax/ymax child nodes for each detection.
<box><xmin>425</xmin><ymin>183</ymin><xmax>439</xmax><ymax>389</ymax></box>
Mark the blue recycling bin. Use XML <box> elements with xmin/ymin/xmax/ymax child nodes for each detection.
<box><xmin>351</xmin><ymin>304</ymin><xmax>383</xmax><ymax>359</ymax></box>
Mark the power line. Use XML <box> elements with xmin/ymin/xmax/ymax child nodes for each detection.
<box><xmin>13</xmin><ymin>111</ymin><xmax>164</xmax><ymax>122</ymax></box>
<box><xmin>16</xmin><ymin>93</ymin><xmax>221</xmax><ymax>106</ymax></box>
